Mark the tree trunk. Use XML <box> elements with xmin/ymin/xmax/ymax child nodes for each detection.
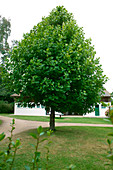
<box><xmin>50</xmin><ymin>109</ymin><xmax>55</xmax><ymax>131</ymax></box>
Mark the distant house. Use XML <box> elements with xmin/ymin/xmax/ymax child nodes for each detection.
<box><xmin>84</xmin><ymin>90</ymin><xmax>111</xmax><ymax>117</ymax></box>
<box><xmin>11</xmin><ymin>94</ymin><xmax>62</xmax><ymax>116</ymax></box>
<box><xmin>11</xmin><ymin>90</ymin><xmax>111</xmax><ymax>117</ymax></box>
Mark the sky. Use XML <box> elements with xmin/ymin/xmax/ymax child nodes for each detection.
<box><xmin>0</xmin><ymin>0</ymin><xmax>113</xmax><ymax>92</ymax></box>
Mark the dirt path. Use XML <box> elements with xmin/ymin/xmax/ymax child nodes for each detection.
<box><xmin>0</xmin><ymin>116</ymin><xmax>113</xmax><ymax>138</ymax></box>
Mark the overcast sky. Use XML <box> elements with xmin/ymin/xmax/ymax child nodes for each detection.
<box><xmin>0</xmin><ymin>0</ymin><xmax>113</xmax><ymax>92</ymax></box>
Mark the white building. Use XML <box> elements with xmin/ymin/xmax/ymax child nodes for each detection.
<box><xmin>11</xmin><ymin>90</ymin><xmax>111</xmax><ymax>117</ymax></box>
<box><xmin>84</xmin><ymin>90</ymin><xmax>111</xmax><ymax>117</ymax></box>
<box><xmin>14</xmin><ymin>102</ymin><xmax>47</xmax><ymax>116</ymax></box>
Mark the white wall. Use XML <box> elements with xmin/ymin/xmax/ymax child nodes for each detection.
<box><xmin>14</xmin><ymin>103</ymin><xmax>46</xmax><ymax>116</ymax></box>
<box><xmin>84</xmin><ymin>102</ymin><xmax>111</xmax><ymax>117</ymax></box>
<box><xmin>14</xmin><ymin>103</ymin><xmax>62</xmax><ymax>116</ymax></box>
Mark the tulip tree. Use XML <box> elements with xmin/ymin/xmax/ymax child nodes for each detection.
<box><xmin>4</xmin><ymin>6</ymin><xmax>107</xmax><ymax>130</ymax></box>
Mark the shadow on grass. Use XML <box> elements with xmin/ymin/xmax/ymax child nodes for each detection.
<box><xmin>20</xmin><ymin>126</ymin><xmax>90</xmax><ymax>139</ymax></box>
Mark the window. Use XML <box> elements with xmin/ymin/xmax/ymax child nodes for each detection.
<box><xmin>37</xmin><ymin>104</ymin><xmax>40</xmax><ymax>108</ymax></box>
<box><xmin>101</xmin><ymin>105</ymin><xmax>106</xmax><ymax>109</ymax></box>
<box><xmin>41</xmin><ymin>105</ymin><xmax>45</xmax><ymax>109</ymax></box>
<box><xmin>17</xmin><ymin>103</ymin><xmax>21</xmax><ymax>108</ymax></box>
<box><xmin>28</xmin><ymin>103</ymin><xmax>35</xmax><ymax>108</ymax></box>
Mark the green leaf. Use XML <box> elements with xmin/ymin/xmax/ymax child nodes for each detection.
<box><xmin>8</xmin><ymin>137</ymin><xmax>11</xmax><ymax>140</ymax></box>
<box><xmin>40</xmin><ymin>138</ymin><xmax>47</xmax><ymax>143</ymax></box>
<box><xmin>39</xmin><ymin>132</ymin><xmax>44</xmax><ymax>136</ymax></box>
<box><xmin>37</xmin><ymin>126</ymin><xmax>43</xmax><ymax>135</ymax></box>
<box><xmin>107</xmin><ymin>139</ymin><xmax>111</xmax><ymax>145</ymax></box>
<box><xmin>11</xmin><ymin>141</ymin><xmax>15</xmax><ymax>147</ymax></box>
<box><xmin>30</xmin><ymin>133</ymin><xmax>37</xmax><ymax>139</ymax></box>
<box><xmin>12</xmin><ymin>119</ymin><xmax>15</xmax><ymax>125</ymax></box>
<box><xmin>35</xmin><ymin>152</ymin><xmax>41</xmax><ymax>162</ymax></box>
<box><xmin>47</xmin><ymin>131</ymin><xmax>51</xmax><ymax>136</ymax></box>
<box><xmin>15</xmin><ymin>138</ymin><xmax>21</xmax><ymax>147</ymax></box>
<box><xmin>47</xmin><ymin>130</ymin><xmax>53</xmax><ymax>136</ymax></box>
<box><xmin>0</xmin><ymin>133</ymin><xmax>5</xmax><ymax>141</ymax></box>
<box><xmin>12</xmin><ymin>127</ymin><xmax>15</xmax><ymax>131</ymax></box>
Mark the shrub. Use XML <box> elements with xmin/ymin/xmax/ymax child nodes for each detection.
<box><xmin>0</xmin><ymin>100</ymin><xmax>14</xmax><ymax>113</ymax></box>
<box><xmin>0</xmin><ymin>119</ymin><xmax>53</xmax><ymax>170</ymax></box>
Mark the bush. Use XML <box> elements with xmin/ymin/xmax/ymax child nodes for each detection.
<box><xmin>0</xmin><ymin>120</ymin><xmax>53</xmax><ymax>170</ymax></box>
<box><xmin>0</xmin><ymin>100</ymin><xmax>14</xmax><ymax>113</ymax></box>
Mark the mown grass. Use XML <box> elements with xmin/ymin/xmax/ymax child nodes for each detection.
<box><xmin>0</xmin><ymin>120</ymin><xmax>2</xmax><ymax>125</ymax></box>
<box><xmin>0</xmin><ymin>126</ymin><xmax>112</xmax><ymax>170</ymax></box>
<box><xmin>0</xmin><ymin>113</ymin><xmax>111</xmax><ymax>124</ymax></box>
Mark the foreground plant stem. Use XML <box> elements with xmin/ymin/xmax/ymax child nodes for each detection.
<box><xmin>33</xmin><ymin>136</ymin><xmax>40</xmax><ymax>170</ymax></box>
<box><xmin>7</xmin><ymin>119</ymin><xmax>15</xmax><ymax>155</ymax></box>
<box><xmin>9</xmin><ymin>147</ymin><xmax>17</xmax><ymax>170</ymax></box>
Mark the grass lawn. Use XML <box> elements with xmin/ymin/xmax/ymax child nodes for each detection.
<box><xmin>0</xmin><ymin>113</ymin><xmax>111</xmax><ymax>124</ymax></box>
<box><xmin>0</xmin><ymin>120</ymin><xmax>2</xmax><ymax>125</ymax></box>
<box><xmin>0</xmin><ymin>126</ymin><xmax>112</xmax><ymax>170</ymax></box>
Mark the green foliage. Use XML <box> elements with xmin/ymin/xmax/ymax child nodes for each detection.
<box><xmin>106</xmin><ymin>132</ymin><xmax>113</xmax><ymax>166</ymax></box>
<box><xmin>0</xmin><ymin>119</ymin><xmax>21</xmax><ymax>170</ymax></box>
<box><xmin>2</xmin><ymin>6</ymin><xmax>107</xmax><ymax>130</ymax></box>
<box><xmin>101</xmin><ymin>101</ymin><xmax>108</xmax><ymax>107</ymax></box>
<box><xmin>0</xmin><ymin>133</ymin><xmax>5</xmax><ymax>141</ymax></box>
<box><xmin>28</xmin><ymin>126</ymin><xmax>53</xmax><ymax>170</ymax></box>
<box><xmin>0</xmin><ymin>15</ymin><xmax>11</xmax><ymax>63</ymax></box>
<box><xmin>0</xmin><ymin>100</ymin><xmax>14</xmax><ymax>113</ymax></box>
<box><xmin>0</xmin><ymin>120</ymin><xmax>54</xmax><ymax>170</ymax></box>
<box><xmin>45</xmin><ymin>130</ymin><xmax>53</xmax><ymax>170</ymax></box>
<box><xmin>0</xmin><ymin>70</ymin><xmax>13</xmax><ymax>102</ymax></box>
<box><xmin>0</xmin><ymin>15</ymin><xmax>14</xmax><ymax>107</ymax></box>
<box><xmin>105</xmin><ymin>111</ymin><xmax>113</xmax><ymax>166</ymax></box>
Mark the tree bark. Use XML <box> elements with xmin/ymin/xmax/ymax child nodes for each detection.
<box><xmin>50</xmin><ymin>109</ymin><xmax>55</xmax><ymax>131</ymax></box>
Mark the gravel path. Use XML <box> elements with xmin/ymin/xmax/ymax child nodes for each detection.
<box><xmin>0</xmin><ymin>116</ymin><xmax>113</xmax><ymax>138</ymax></box>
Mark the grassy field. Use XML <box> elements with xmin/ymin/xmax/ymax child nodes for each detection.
<box><xmin>0</xmin><ymin>113</ymin><xmax>111</xmax><ymax>124</ymax></box>
<box><xmin>0</xmin><ymin>120</ymin><xmax>2</xmax><ymax>125</ymax></box>
<box><xmin>0</xmin><ymin>126</ymin><xmax>112</xmax><ymax>170</ymax></box>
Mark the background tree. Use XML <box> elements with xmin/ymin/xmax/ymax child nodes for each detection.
<box><xmin>0</xmin><ymin>15</ymin><xmax>12</xmax><ymax>100</ymax></box>
<box><xmin>0</xmin><ymin>15</ymin><xmax>11</xmax><ymax>63</ymax></box>
<box><xmin>3</xmin><ymin>6</ymin><xmax>107</xmax><ymax>130</ymax></box>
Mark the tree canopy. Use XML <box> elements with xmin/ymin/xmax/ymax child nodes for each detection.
<box><xmin>0</xmin><ymin>16</ymin><xmax>12</xmax><ymax>102</ymax></box>
<box><xmin>0</xmin><ymin>15</ymin><xmax>11</xmax><ymax>63</ymax></box>
<box><xmin>3</xmin><ymin>6</ymin><xmax>107</xmax><ymax>129</ymax></box>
